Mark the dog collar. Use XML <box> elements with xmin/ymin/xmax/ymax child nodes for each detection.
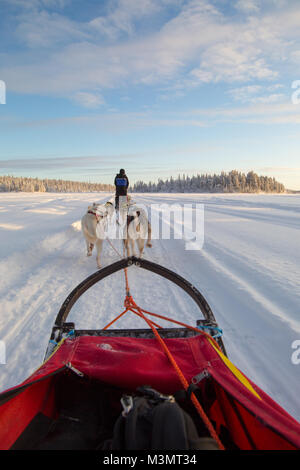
<box><xmin>88</xmin><ymin>209</ymin><xmax>105</xmax><ymax>223</ymax></box>
<box><xmin>88</xmin><ymin>210</ymin><xmax>97</xmax><ymax>216</ymax></box>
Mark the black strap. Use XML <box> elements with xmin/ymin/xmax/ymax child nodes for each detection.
<box><xmin>186</xmin><ymin>384</ymin><xmax>199</xmax><ymax>400</ymax></box>
<box><xmin>174</xmin><ymin>384</ymin><xmax>199</xmax><ymax>402</ymax></box>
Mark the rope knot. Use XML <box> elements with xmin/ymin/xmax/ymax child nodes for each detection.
<box><xmin>124</xmin><ymin>295</ymin><xmax>134</xmax><ymax>308</ymax></box>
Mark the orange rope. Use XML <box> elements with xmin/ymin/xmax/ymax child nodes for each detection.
<box><xmin>127</xmin><ymin>296</ymin><xmax>225</xmax><ymax>450</ymax></box>
<box><xmin>131</xmin><ymin>306</ymin><xmax>222</xmax><ymax>351</ymax></box>
<box><xmin>102</xmin><ymin>308</ymin><xmax>130</xmax><ymax>330</ymax></box>
<box><xmin>124</xmin><ymin>267</ymin><xmax>130</xmax><ymax>296</ymax></box>
<box><xmin>102</xmin><ymin>236</ymin><xmax>224</xmax><ymax>449</ymax></box>
<box><xmin>102</xmin><ymin>299</ymin><xmax>163</xmax><ymax>330</ymax></box>
<box><xmin>102</xmin><ymin>295</ymin><xmax>224</xmax><ymax>449</ymax></box>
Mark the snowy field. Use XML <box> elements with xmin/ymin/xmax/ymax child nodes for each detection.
<box><xmin>0</xmin><ymin>192</ymin><xmax>299</xmax><ymax>422</ymax></box>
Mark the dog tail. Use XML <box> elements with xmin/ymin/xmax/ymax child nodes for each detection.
<box><xmin>146</xmin><ymin>221</ymin><xmax>152</xmax><ymax>248</ymax></box>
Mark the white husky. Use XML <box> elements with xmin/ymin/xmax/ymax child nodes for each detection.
<box><xmin>124</xmin><ymin>204</ymin><xmax>152</xmax><ymax>257</ymax></box>
<box><xmin>104</xmin><ymin>201</ymin><xmax>114</xmax><ymax>220</ymax></box>
<box><xmin>81</xmin><ymin>203</ymin><xmax>108</xmax><ymax>268</ymax></box>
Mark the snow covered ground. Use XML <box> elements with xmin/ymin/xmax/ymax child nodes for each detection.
<box><xmin>0</xmin><ymin>192</ymin><xmax>299</xmax><ymax>421</ymax></box>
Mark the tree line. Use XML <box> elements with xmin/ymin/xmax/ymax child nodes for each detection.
<box><xmin>0</xmin><ymin>171</ymin><xmax>285</xmax><ymax>194</ymax></box>
<box><xmin>0</xmin><ymin>175</ymin><xmax>114</xmax><ymax>193</ymax></box>
<box><xmin>132</xmin><ymin>171</ymin><xmax>285</xmax><ymax>193</ymax></box>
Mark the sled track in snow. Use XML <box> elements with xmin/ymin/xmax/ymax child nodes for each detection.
<box><xmin>135</xmin><ymin>194</ymin><xmax>300</xmax><ymax>421</ymax></box>
<box><xmin>0</xmin><ymin>193</ymin><xmax>299</xmax><ymax>422</ymax></box>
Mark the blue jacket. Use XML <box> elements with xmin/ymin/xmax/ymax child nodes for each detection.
<box><xmin>114</xmin><ymin>173</ymin><xmax>129</xmax><ymax>195</ymax></box>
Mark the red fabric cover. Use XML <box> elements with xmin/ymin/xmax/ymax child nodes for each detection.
<box><xmin>0</xmin><ymin>335</ymin><xmax>299</xmax><ymax>450</ymax></box>
<box><xmin>0</xmin><ymin>378</ymin><xmax>54</xmax><ymax>450</ymax></box>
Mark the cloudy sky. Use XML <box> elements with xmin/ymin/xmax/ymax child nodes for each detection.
<box><xmin>0</xmin><ymin>0</ymin><xmax>300</xmax><ymax>188</ymax></box>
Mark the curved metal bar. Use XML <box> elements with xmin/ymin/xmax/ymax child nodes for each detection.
<box><xmin>55</xmin><ymin>256</ymin><xmax>216</xmax><ymax>327</ymax></box>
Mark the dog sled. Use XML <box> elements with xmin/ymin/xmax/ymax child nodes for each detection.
<box><xmin>0</xmin><ymin>257</ymin><xmax>299</xmax><ymax>451</ymax></box>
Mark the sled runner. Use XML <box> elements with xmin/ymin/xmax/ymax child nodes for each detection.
<box><xmin>0</xmin><ymin>257</ymin><xmax>299</xmax><ymax>450</ymax></box>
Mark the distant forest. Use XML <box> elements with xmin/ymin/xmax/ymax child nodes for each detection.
<box><xmin>132</xmin><ymin>171</ymin><xmax>285</xmax><ymax>193</ymax></box>
<box><xmin>0</xmin><ymin>175</ymin><xmax>114</xmax><ymax>193</ymax></box>
<box><xmin>0</xmin><ymin>170</ymin><xmax>285</xmax><ymax>193</ymax></box>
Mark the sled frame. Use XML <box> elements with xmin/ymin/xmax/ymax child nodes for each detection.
<box><xmin>45</xmin><ymin>257</ymin><xmax>226</xmax><ymax>360</ymax></box>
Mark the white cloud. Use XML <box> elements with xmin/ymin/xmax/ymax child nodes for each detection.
<box><xmin>190</xmin><ymin>44</ymin><xmax>277</xmax><ymax>84</ymax></box>
<box><xmin>228</xmin><ymin>85</ymin><xmax>263</xmax><ymax>101</ymax></box>
<box><xmin>71</xmin><ymin>92</ymin><xmax>105</xmax><ymax>109</ymax></box>
<box><xmin>2</xmin><ymin>0</ymin><xmax>70</xmax><ymax>10</ymax></box>
<box><xmin>15</xmin><ymin>11</ymin><xmax>88</xmax><ymax>48</ymax></box>
<box><xmin>268</xmin><ymin>83</ymin><xmax>284</xmax><ymax>91</ymax></box>
<box><xmin>0</xmin><ymin>154</ymin><xmax>138</xmax><ymax>170</ymax></box>
<box><xmin>2</xmin><ymin>98</ymin><xmax>300</xmax><ymax>132</ymax></box>
<box><xmin>89</xmin><ymin>0</ymin><xmax>162</xmax><ymax>39</ymax></box>
<box><xmin>1</xmin><ymin>0</ymin><xmax>300</xmax><ymax>103</ymax></box>
<box><xmin>235</xmin><ymin>0</ymin><xmax>260</xmax><ymax>13</ymax></box>
<box><xmin>228</xmin><ymin>84</ymin><xmax>286</xmax><ymax>104</ymax></box>
<box><xmin>187</xmin><ymin>101</ymin><xmax>300</xmax><ymax>125</ymax></box>
<box><xmin>290</xmin><ymin>50</ymin><xmax>300</xmax><ymax>63</ymax></box>
<box><xmin>250</xmin><ymin>93</ymin><xmax>285</xmax><ymax>104</ymax></box>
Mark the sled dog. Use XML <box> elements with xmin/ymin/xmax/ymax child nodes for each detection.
<box><xmin>124</xmin><ymin>204</ymin><xmax>152</xmax><ymax>257</ymax></box>
<box><xmin>116</xmin><ymin>195</ymin><xmax>132</xmax><ymax>226</ymax></box>
<box><xmin>104</xmin><ymin>201</ymin><xmax>114</xmax><ymax>220</ymax></box>
<box><xmin>81</xmin><ymin>203</ymin><xmax>108</xmax><ymax>268</ymax></box>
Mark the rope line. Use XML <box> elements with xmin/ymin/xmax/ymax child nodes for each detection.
<box><xmin>120</xmin><ymin>295</ymin><xmax>225</xmax><ymax>450</ymax></box>
<box><xmin>102</xmin><ymin>212</ymin><xmax>225</xmax><ymax>450</ymax></box>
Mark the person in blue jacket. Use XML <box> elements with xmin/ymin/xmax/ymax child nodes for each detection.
<box><xmin>114</xmin><ymin>169</ymin><xmax>129</xmax><ymax>210</ymax></box>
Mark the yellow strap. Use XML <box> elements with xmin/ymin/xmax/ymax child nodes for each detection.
<box><xmin>43</xmin><ymin>337</ymin><xmax>66</xmax><ymax>365</ymax></box>
<box><xmin>208</xmin><ymin>338</ymin><xmax>261</xmax><ymax>401</ymax></box>
<box><xmin>26</xmin><ymin>338</ymin><xmax>67</xmax><ymax>380</ymax></box>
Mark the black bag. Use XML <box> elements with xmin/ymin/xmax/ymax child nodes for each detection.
<box><xmin>111</xmin><ymin>386</ymin><xmax>219</xmax><ymax>450</ymax></box>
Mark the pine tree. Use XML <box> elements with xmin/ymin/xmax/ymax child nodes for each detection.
<box><xmin>132</xmin><ymin>171</ymin><xmax>285</xmax><ymax>194</ymax></box>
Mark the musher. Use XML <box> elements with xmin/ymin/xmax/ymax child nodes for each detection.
<box><xmin>114</xmin><ymin>169</ymin><xmax>129</xmax><ymax>210</ymax></box>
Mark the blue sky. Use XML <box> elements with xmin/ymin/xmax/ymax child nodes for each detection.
<box><xmin>0</xmin><ymin>0</ymin><xmax>300</xmax><ymax>188</ymax></box>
